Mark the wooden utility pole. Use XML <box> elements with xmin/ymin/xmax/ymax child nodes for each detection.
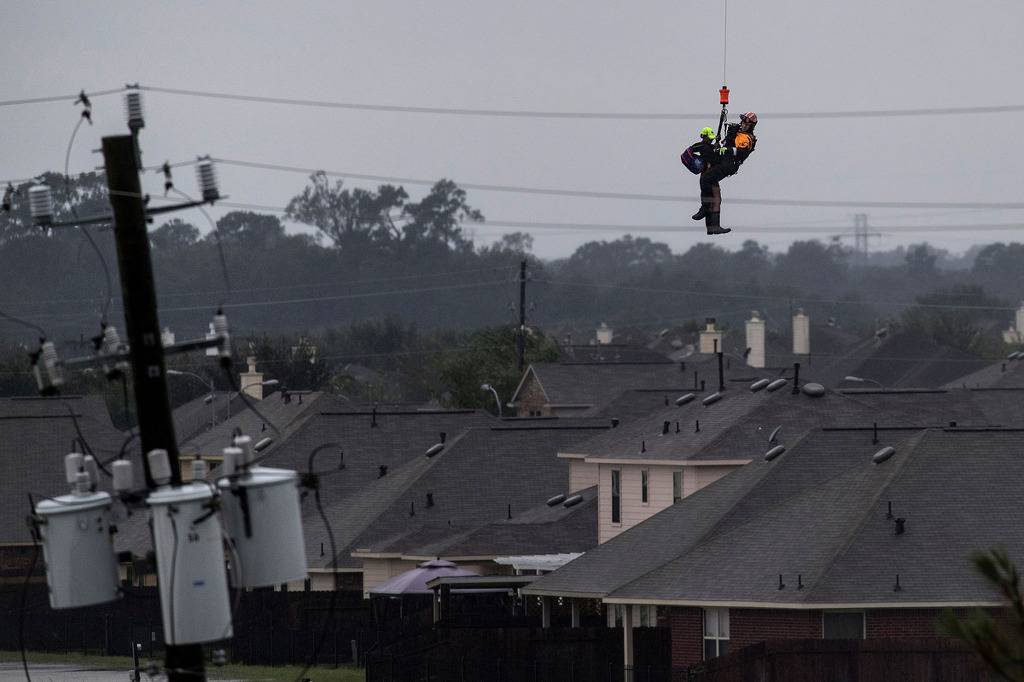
<box><xmin>103</xmin><ymin>134</ymin><xmax>204</xmax><ymax>681</ymax></box>
<box><xmin>517</xmin><ymin>259</ymin><xmax>527</xmax><ymax>372</ymax></box>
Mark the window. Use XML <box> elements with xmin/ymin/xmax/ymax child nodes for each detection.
<box><xmin>703</xmin><ymin>608</ymin><xmax>730</xmax><ymax>660</ymax></box>
<box><xmin>673</xmin><ymin>470</ymin><xmax>683</xmax><ymax>502</ymax></box>
<box><xmin>641</xmin><ymin>469</ymin><xmax>649</xmax><ymax>504</ymax></box>
<box><xmin>611</xmin><ymin>469</ymin><xmax>621</xmax><ymax>523</ymax></box>
<box><xmin>823</xmin><ymin>611</ymin><xmax>865</xmax><ymax>639</ymax></box>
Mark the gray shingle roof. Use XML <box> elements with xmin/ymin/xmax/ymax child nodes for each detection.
<box><xmin>0</xmin><ymin>395</ymin><xmax>124</xmax><ymax>544</ymax></box>
<box><xmin>944</xmin><ymin>357</ymin><xmax>1024</xmax><ymax>390</ymax></box>
<box><xmin>310</xmin><ymin>423</ymin><xmax>609</xmax><ymax>569</ymax></box>
<box><xmin>529</xmin><ymin>427</ymin><xmax>1024</xmax><ymax>607</ymax></box>
<box><xmin>172</xmin><ymin>391</ymin><xmax>245</xmax><ymax>445</ymax></box>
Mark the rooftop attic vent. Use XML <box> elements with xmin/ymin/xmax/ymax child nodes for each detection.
<box><xmin>872</xmin><ymin>446</ymin><xmax>896</xmax><ymax>464</ymax></box>
<box><xmin>425</xmin><ymin>442</ymin><xmax>444</xmax><ymax>458</ymax></box>
<box><xmin>802</xmin><ymin>382</ymin><xmax>826</xmax><ymax>397</ymax></box>
<box><xmin>563</xmin><ymin>494</ymin><xmax>584</xmax><ymax>508</ymax></box>
<box><xmin>702</xmin><ymin>392</ymin><xmax>723</xmax><ymax>406</ymax></box>
<box><xmin>546</xmin><ymin>494</ymin><xmax>566</xmax><ymax>507</ymax></box>
<box><xmin>253</xmin><ymin>437</ymin><xmax>273</xmax><ymax>452</ymax></box>
<box><xmin>764</xmin><ymin>444</ymin><xmax>786</xmax><ymax>461</ymax></box>
<box><xmin>662</xmin><ymin>421</ymin><xmax>670</xmax><ymax>435</ymax></box>
<box><xmin>750</xmin><ymin>378</ymin><xmax>770</xmax><ymax>392</ymax></box>
<box><xmin>675</xmin><ymin>393</ymin><xmax>696</xmax><ymax>406</ymax></box>
<box><xmin>765</xmin><ymin>378</ymin><xmax>788</xmax><ymax>392</ymax></box>
<box><xmin>1008</xmin><ymin>351</ymin><xmax>1021</xmax><ymax>360</ymax></box>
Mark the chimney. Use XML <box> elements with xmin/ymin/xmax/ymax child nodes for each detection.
<box><xmin>596</xmin><ymin>322</ymin><xmax>613</xmax><ymax>345</ymax></box>
<box><xmin>746</xmin><ymin>311</ymin><xmax>766</xmax><ymax>368</ymax></box>
<box><xmin>792</xmin><ymin>309</ymin><xmax>810</xmax><ymax>355</ymax></box>
<box><xmin>239</xmin><ymin>356</ymin><xmax>265</xmax><ymax>400</ymax></box>
<box><xmin>699</xmin><ymin>318</ymin><xmax>723</xmax><ymax>355</ymax></box>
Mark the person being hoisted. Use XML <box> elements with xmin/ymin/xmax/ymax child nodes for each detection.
<box><xmin>691</xmin><ymin>111</ymin><xmax>758</xmax><ymax>236</ymax></box>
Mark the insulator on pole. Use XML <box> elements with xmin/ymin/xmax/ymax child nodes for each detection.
<box><xmin>29</xmin><ymin>184</ymin><xmax>54</xmax><ymax>226</ymax></box>
<box><xmin>125</xmin><ymin>91</ymin><xmax>145</xmax><ymax>131</ymax></box>
<box><xmin>196</xmin><ymin>160</ymin><xmax>220</xmax><ymax>202</ymax></box>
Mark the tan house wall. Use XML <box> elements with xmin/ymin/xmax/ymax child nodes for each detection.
<box><xmin>598</xmin><ymin>463</ymin><xmax>742</xmax><ymax>544</ymax></box>
<box><xmin>569</xmin><ymin>459</ymin><xmax>599</xmax><ymax>492</ymax></box>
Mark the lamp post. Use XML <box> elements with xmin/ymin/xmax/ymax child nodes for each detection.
<box><xmin>844</xmin><ymin>375</ymin><xmax>886</xmax><ymax>390</ymax></box>
<box><xmin>481</xmin><ymin>383</ymin><xmax>502</xmax><ymax>418</ymax></box>
<box><xmin>167</xmin><ymin>370</ymin><xmax>216</xmax><ymax>427</ymax></box>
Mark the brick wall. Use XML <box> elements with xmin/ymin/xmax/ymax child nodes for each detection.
<box><xmin>665</xmin><ymin>605</ymin><xmax>994</xmax><ymax>670</ymax></box>
<box><xmin>514</xmin><ymin>373</ymin><xmax>550</xmax><ymax>417</ymax></box>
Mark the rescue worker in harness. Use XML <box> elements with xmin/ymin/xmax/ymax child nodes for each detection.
<box><xmin>691</xmin><ymin>111</ymin><xmax>758</xmax><ymax>235</ymax></box>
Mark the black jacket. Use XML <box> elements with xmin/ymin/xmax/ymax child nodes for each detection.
<box><xmin>722</xmin><ymin>123</ymin><xmax>757</xmax><ymax>163</ymax></box>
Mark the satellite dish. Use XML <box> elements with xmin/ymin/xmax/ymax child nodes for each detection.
<box><xmin>802</xmin><ymin>383</ymin><xmax>826</xmax><ymax>397</ymax></box>
<box><xmin>675</xmin><ymin>393</ymin><xmax>696</xmax><ymax>406</ymax></box>
<box><xmin>546</xmin><ymin>494</ymin><xmax>566</xmax><ymax>507</ymax></box>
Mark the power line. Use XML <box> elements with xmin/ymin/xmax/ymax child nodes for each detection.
<box><xmin>0</xmin><ymin>87</ymin><xmax>123</xmax><ymax>108</ymax></box>
<box><xmin>211</xmin><ymin>157</ymin><xmax>1024</xmax><ymax>210</ymax></box>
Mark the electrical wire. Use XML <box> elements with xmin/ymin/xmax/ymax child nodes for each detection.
<box><xmin>168</xmin><ymin>188</ymin><xmax>232</xmax><ymax>302</ymax></box>
<box><xmin>211</xmin><ymin>157</ymin><xmax>1024</xmax><ymax>209</ymax></box>
<box><xmin>0</xmin><ymin>87</ymin><xmax>123</xmax><ymax>108</ymax></box>
<box><xmin>63</xmin><ymin>402</ymin><xmax>113</xmax><ymax>478</ymax></box>
<box><xmin>133</xmin><ymin>84</ymin><xmax>1024</xmax><ymax>120</ymax></box>
<box><xmin>722</xmin><ymin>0</ymin><xmax>728</xmax><ymax>85</ymax></box>
<box><xmin>0</xmin><ymin>309</ymin><xmax>46</xmax><ymax>337</ymax></box>
<box><xmin>292</xmin><ymin>443</ymin><xmax>341</xmax><ymax>682</ymax></box>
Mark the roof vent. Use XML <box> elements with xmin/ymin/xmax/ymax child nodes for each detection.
<box><xmin>894</xmin><ymin>518</ymin><xmax>906</xmax><ymax>535</ymax></box>
<box><xmin>764</xmin><ymin>444</ymin><xmax>786</xmax><ymax>461</ymax></box>
<box><xmin>675</xmin><ymin>393</ymin><xmax>696</xmax><ymax>406</ymax></box>
<box><xmin>425</xmin><ymin>442</ymin><xmax>444</xmax><ymax>458</ymax></box>
<box><xmin>546</xmin><ymin>494</ymin><xmax>566</xmax><ymax>507</ymax></box>
<box><xmin>563</xmin><ymin>494</ymin><xmax>584</xmax><ymax>508</ymax></box>
<box><xmin>611</xmin><ymin>418</ymin><xmax>620</xmax><ymax>428</ymax></box>
<box><xmin>426</xmin><ymin>493</ymin><xmax>434</xmax><ymax>508</ymax></box>
<box><xmin>765</xmin><ymin>378</ymin><xmax>788</xmax><ymax>392</ymax></box>
<box><xmin>750</xmin><ymin>378</ymin><xmax>770</xmax><ymax>392</ymax></box>
<box><xmin>802</xmin><ymin>382</ymin><xmax>825</xmax><ymax>397</ymax></box>
<box><xmin>253</xmin><ymin>437</ymin><xmax>273</xmax><ymax>452</ymax></box>
<box><xmin>378</xmin><ymin>465</ymin><xmax>388</xmax><ymax>478</ymax></box>
<box><xmin>1008</xmin><ymin>351</ymin><xmax>1021</xmax><ymax>360</ymax></box>
<box><xmin>872</xmin><ymin>446</ymin><xmax>896</xmax><ymax>464</ymax></box>
<box><xmin>702</xmin><ymin>392</ymin><xmax>723</xmax><ymax>406</ymax></box>
<box><xmin>440</xmin><ymin>431</ymin><xmax>446</xmax><ymax>443</ymax></box>
<box><xmin>662</xmin><ymin>421</ymin><xmax>670</xmax><ymax>435</ymax></box>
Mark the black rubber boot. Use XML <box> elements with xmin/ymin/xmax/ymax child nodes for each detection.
<box><xmin>706</xmin><ymin>212</ymin><xmax>731</xmax><ymax>235</ymax></box>
<box><xmin>692</xmin><ymin>204</ymin><xmax>708</xmax><ymax>221</ymax></box>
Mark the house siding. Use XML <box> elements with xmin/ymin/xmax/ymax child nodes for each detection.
<box><xmin>569</xmin><ymin>459</ymin><xmax>598</xmax><ymax>493</ymax></box>
<box><xmin>598</xmin><ymin>464</ymin><xmax>741</xmax><ymax>543</ymax></box>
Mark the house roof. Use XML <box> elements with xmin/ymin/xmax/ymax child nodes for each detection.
<box><xmin>558</xmin><ymin>345</ymin><xmax>672</xmax><ymax>365</ymax></box>
<box><xmin>840</xmin><ymin>332</ymin><xmax>990</xmax><ymax>390</ymax></box>
<box><xmin>172</xmin><ymin>390</ymin><xmax>245</xmax><ymax>445</ymax></box>
<box><xmin>528</xmin><ymin>428</ymin><xmax>1024</xmax><ymax>608</ymax></box>
<box><xmin>0</xmin><ymin>395</ymin><xmax>124</xmax><ymax>544</ymax></box>
<box><xmin>309</xmin><ymin>422</ymin><xmax>608</xmax><ymax>570</ymax></box>
<box><xmin>944</xmin><ymin>356</ymin><xmax>1024</xmax><ymax>390</ymax></box>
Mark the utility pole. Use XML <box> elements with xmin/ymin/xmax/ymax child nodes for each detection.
<box><xmin>517</xmin><ymin>259</ymin><xmax>527</xmax><ymax>372</ymax></box>
<box><xmin>103</xmin><ymin>135</ymin><xmax>204</xmax><ymax>681</ymax></box>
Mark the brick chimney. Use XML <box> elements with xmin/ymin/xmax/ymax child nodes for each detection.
<box><xmin>596</xmin><ymin>322</ymin><xmax>613</xmax><ymax>345</ymax></box>
<box><xmin>239</xmin><ymin>356</ymin><xmax>265</xmax><ymax>400</ymax></box>
<box><xmin>699</xmin><ymin>318</ymin><xmax>723</xmax><ymax>355</ymax></box>
<box><xmin>746</xmin><ymin>311</ymin><xmax>766</xmax><ymax>368</ymax></box>
<box><xmin>792</xmin><ymin>309</ymin><xmax>810</xmax><ymax>356</ymax></box>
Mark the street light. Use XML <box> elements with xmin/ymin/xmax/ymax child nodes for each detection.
<box><xmin>844</xmin><ymin>375</ymin><xmax>886</xmax><ymax>390</ymax></box>
<box><xmin>481</xmin><ymin>383</ymin><xmax>503</xmax><ymax>418</ymax></box>
<box><xmin>167</xmin><ymin>369</ymin><xmax>216</xmax><ymax>427</ymax></box>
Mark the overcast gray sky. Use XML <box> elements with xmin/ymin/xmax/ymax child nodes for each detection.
<box><xmin>4</xmin><ymin>0</ymin><xmax>1023</xmax><ymax>258</ymax></box>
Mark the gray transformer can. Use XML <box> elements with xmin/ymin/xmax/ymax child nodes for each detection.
<box><xmin>218</xmin><ymin>466</ymin><xmax>307</xmax><ymax>588</ymax></box>
<box><xmin>35</xmin><ymin>491</ymin><xmax>120</xmax><ymax>609</ymax></box>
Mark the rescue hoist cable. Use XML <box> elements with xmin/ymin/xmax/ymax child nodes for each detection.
<box><xmin>716</xmin><ymin>0</ymin><xmax>730</xmax><ymax>141</ymax></box>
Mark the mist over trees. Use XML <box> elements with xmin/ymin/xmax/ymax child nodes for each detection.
<box><xmin>0</xmin><ymin>171</ymin><xmax>1021</xmax><ymax>408</ymax></box>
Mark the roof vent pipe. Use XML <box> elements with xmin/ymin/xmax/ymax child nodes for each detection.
<box><xmin>717</xmin><ymin>352</ymin><xmax>725</xmax><ymax>392</ymax></box>
<box><xmin>791</xmin><ymin>362</ymin><xmax>801</xmax><ymax>395</ymax></box>
<box><xmin>662</xmin><ymin>421</ymin><xmax>670</xmax><ymax>435</ymax></box>
<box><xmin>894</xmin><ymin>518</ymin><xmax>906</xmax><ymax>535</ymax></box>
<box><xmin>695</xmin><ymin>420</ymin><xmax>701</xmax><ymax>433</ymax></box>
<box><xmin>693</xmin><ymin>371</ymin><xmax>699</xmax><ymax>390</ymax></box>
<box><xmin>886</xmin><ymin>501</ymin><xmax>893</xmax><ymax>519</ymax></box>
<box><xmin>675</xmin><ymin>421</ymin><xmax>680</xmax><ymax>434</ymax></box>
<box><xmin>371</xmin><ymin>406</ymin><xmax>377</xmax><ymax>428</ymax></box>
<box><xmin>378</xmin><ymin>465</ymin><xmax>388</xmax><ymax>478</ymax></box>
<box><xmin>440</xmin><ymin>432</ymin><xmax>446</xmax><ymax>443</ymax></box>
<box><xmin>611</xmin><ymin>418</ymin><xmax>620</xmax><ymax>428</ymax></box>
<box><xmin>426</xmin><ymin>493</ymin><xmax>434</xmax><ymax>508</ymax></box>
<box><xmin>872</xmin><ymin>422</ymin><xmax>879</xmax><ymax>445</ymax></box>
<box><xmin>641</xmin><ymin>440</ymin><xmax>646</xmax><ymax>453</ymax></box>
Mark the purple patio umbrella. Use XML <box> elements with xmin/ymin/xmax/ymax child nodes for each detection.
<box><xmin>368</xmin><ymin>560</ymin><xmax>479</xmax><ymax>596</ymax></box>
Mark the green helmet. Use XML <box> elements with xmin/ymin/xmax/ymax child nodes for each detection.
<box><xmin>700</xmin><ymin>127</ymin><xmax>716</xmax><ymax>141</ymax></box>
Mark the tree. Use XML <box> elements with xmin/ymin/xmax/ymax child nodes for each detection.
<box><xmin>435</xmin><ymin>326</ymin><xmax>559</xmax><ymax>412</ymax></box>
<box><xmin>284</xmin><ymin>172</ymin><xmax>407</xmax><ymax>248</ymax></box>
<box><xmin>905</xmin><ymin>243</ymin><xmax>938</xmax><ymax>276</ymax></box>
<box><xmin>214</xmin><ymin>211</ymin><xmax>285</xmax><ymax>247</ymax></box>
<box><xmin>151</xmin><ymin>219</ymin><xmax>200</xmax><ymax>250</ymax></box>
<box><xmin>900</xmin><ymin>285</ymin><xmax>1007</xmax><ymax>356</ymax></box>
<box><xmin>942</xmin><ymin>547</ymin><xmax>1024</xmax><ymax>681</ymax></box>
<box><xmin>402</xmin><ymin>179</ymin><xmax>482</xmax><ymax>251</ymax></box>
<box><xmin>0</xmin><ymin>172</ymin><xmax>110</xmax><ymax>243</ymax></box>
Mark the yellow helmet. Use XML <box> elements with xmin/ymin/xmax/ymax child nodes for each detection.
<box><xmin>699</xmin><ymin>127</ymin><xmax>716</xmax><ymax>141</ymax></box>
